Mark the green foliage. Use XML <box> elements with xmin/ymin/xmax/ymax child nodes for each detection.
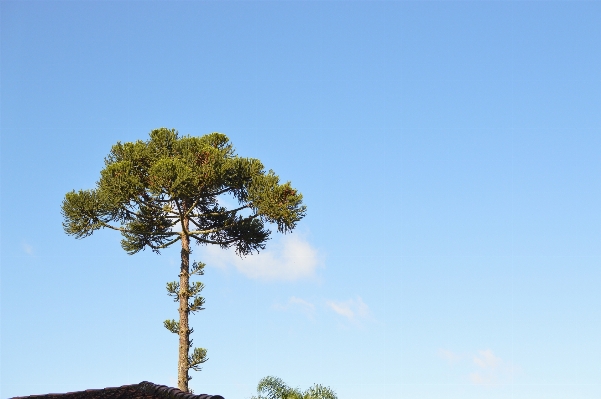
<box><xmin>251</xmin><ymin>376</ymin><xmax>337</xmax><ymax>399</ymax></box>
<box><xmin>164</xmin><ymin>271</ymin><xmax>205</xmax><ymax>314</ymax></box>
<box><xmin>163</xmin><ymin>319</ymin><xmax>179</xmax><ymax>334</ymax></box>
<box><xmin>188</xmin><ymin>347</ymin><xmax>208</xmax><ymax>371</ymax></box>
<box><xmin>191</xmin><ymin>261</ymin><xmax>205</xmax><ymax>276</ymax></box>
<box><xmin>61</xmin><ymin>127</ymin><xmax>306</xmax><ymax>255</ymax></box>
<box><xmin>303</xmin><ymin>385</ymin><xmax>337</xmax><ymax>399</ymax></box>
<box><xmin>62</xmin><ymin>190</ymin><xmax>113</xmax><ymax>238</ymax></box>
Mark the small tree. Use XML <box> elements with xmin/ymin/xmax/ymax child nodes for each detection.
<box><xmin>61</xmin><ymin>128</ymin><xmax>306</xmax><ymax>392</ymax></box>
<box><xmin>251</xmin><ymin>376</ymin><xmax>338</xmax><ymax>399</ymax></box>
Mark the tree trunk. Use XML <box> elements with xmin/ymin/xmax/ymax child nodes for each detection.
<box><xmin>178</xmin><ymin>215</ymin><xmax>191</xmax><ymax>392</ymax></box>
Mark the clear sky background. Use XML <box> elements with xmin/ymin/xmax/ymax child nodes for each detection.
<box><xmin>1</xmin><ymin>2</ymin><xmax>600</xmax><ymax>399</ymax></box>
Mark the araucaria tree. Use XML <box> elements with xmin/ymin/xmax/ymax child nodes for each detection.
<box><xmin>251</xmin><ymin>376</ymin><xmax>338</xmax><ymax>399</ymax></box>
<box><xmin>61</xmin><ymin>128</ymin><xmax>306</xmax><ymax>392</ymax></box>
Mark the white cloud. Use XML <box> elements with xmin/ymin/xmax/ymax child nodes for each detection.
<box><xmin>327</xmin><ymin>300</ymin><xmax>354</xmax><ymax>319</ymax></box>
<box><xmin>326</xmin><ymin>296</ymin><xmax>370</xmax><ymax>322</ymax></box>
<box><xmin>289</xmin><ymin>296</ymin><xmax>315</xmax><ymax>312</ymax></box>
<box><xmin>200</xmin><ymin>234</ymin><xmax>320</xmax><ymax>281</ymax></box>
<box><xmin>273</xmin><ymin>296</ymin><xmax>316</xmax><ymax>318</ymax></box>
<box><xmin>469</xmin><ymin>349</ymin><xmax>504</xmax><ymax>386</ymax></box>
<box><xmin>474</xmin><ymin>349</ymin><xmax>501</xmax><ymax>370</ymax></box>
<box><xmin>21</xmin><ymin>242</ymin><xmax>34</xmax><ymax>255</ymax></box>
<box><xmin>438</xmin><ymin>348</ymin><xmax>518</xmax><ymax>387</ymax></box>
<box><xmin>438</xmin><ymin>349</ymin><xmax>462</xmax><ymax>365</ymax></box>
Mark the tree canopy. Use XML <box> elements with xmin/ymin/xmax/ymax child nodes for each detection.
<box><xmin>62</xmin><ymin>128</ymin><xmax>305</xmax><ymax>255</ymax></box>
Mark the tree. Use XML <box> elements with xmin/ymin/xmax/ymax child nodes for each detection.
<box><xmin>61</xmin><ymin>128</ymin><xmax>306</xmax><ymax>392</ymax></box>
<box><xmin>251</xmin><ymin>376</ymin><xmax>338</xmax><ymax>399</ymax></box>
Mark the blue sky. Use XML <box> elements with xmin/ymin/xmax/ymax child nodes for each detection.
<box><xmin>1</xmin><ymin>2</ymin><xmax>600</xmax><ymax>398</ymax></box>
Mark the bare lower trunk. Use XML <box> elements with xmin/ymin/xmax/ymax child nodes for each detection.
<box><xmin>178</xmin><ymin>217</ymin><xmax>191</xmax><ymax>392</ymax></box>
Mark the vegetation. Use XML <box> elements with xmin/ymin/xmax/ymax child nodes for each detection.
<box><xmin>61</xmin><ymin>128</ymin><xmax>306</xmax><ymax>392</ymax></box>
<box><xmin>251</xmin><ymin>376</ymin><xmax>337</xmax><ymax>399</ymax></box>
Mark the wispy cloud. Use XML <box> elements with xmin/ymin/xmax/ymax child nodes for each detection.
<box><xmin>439</xmin><ymin>348</ymin><xmax>517</xmax><ymax>387</ymax></box>
<box><xmin>201</xmin><ymin>234</ymin><xmax>320</xmax><ymax>281</ymax></box>
<box><xmin>474</xmin><ymin>349</ymin><xmax>501</xmax><ymax>370</ymax></box>
<box><xmin>273</xmin><ymin>296</ymin><xmax>316</xmax><ymax>318</ymax></box>
<box><xmin>469</xmin><ymin>349</ymin><xmax>504</xmax><ymax>386</ymax></box>
<box><xmin>21</xmin><ymin>241</ymin><xmax>34</xmax><ymax>255</ymax></box>
<box><xmin>326</xmin><ymin>296</ymin><xmax>370</xmax><ymax>322</ymax></box>
<box><xmin>438</xmin><ymin>349</ymin><xmax>462</xmax><ymax>365</ymax></box>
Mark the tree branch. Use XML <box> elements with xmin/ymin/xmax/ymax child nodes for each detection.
<box><xmin>148</xmin><ymin>235</ymin><xmax>182</xmax><ymax>250</ymax></box>
<box><xmin>188</xmin><ymin>204</ymin><xmax>250</xmax><ymax>219</ymax></box>
<box><xmin>184</xmin><ymin>197</ymin><xmax>202</xmax><ymax>218</ymax></box>
<box><xmin>188</xmin><ymin>217</ymin><xmax>204</xmax><ymax>231</ymax></box>
<box><xmin>189</xmin><ymin>235</ymin><xmax>238</xmax><ymax>246</ymax></box>
<box><xmin>100</xmin><ymin>221</ymin><xmax>134</xmax><ymax>233</ymax></box>
<box><xmin>174</xmin><ymin>199</ymin><xmax>188</xmax><ymax>235</ymax></box>
<box><xmin>186</xmin><ymin>213</ymin><xmax>259</xmax><ymax>236</ymax></box>
<box><xmin>212</xmin><ymin>187</ymin><xmax>234</xmax><ymax>197</ymax></box>
<box><xmin>100</xmin><ymin>221</ymin><xmax>180</xmax><ymax>237</ymax></box>
<box><xmin>134</xmin><ymin>196</ymin><xmax>179</xmax><ymax>216</ymax></box>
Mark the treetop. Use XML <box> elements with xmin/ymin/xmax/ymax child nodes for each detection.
<box><xmin>62</xmin><ymin>128</ymin><xmax>306</xmax><ymax>255</ymax></box>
